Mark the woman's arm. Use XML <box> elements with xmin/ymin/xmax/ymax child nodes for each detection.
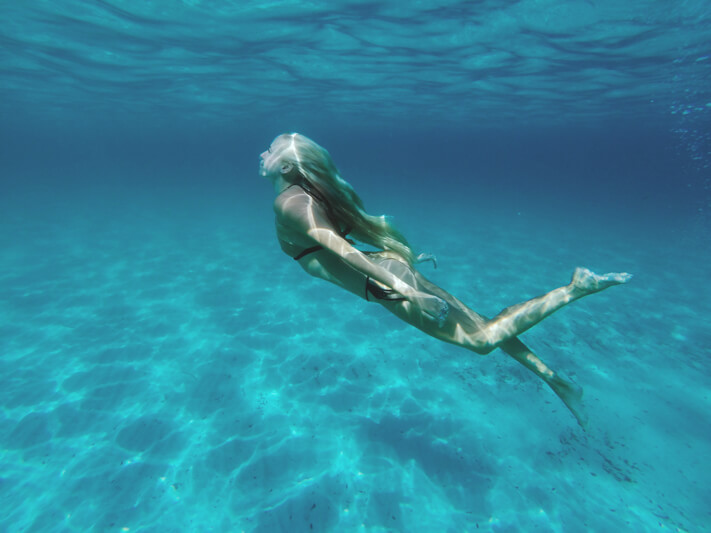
<box><xmin>309</xmin><ymin>226</ymin><xmax>449</xmax><ymax>324</ymax></box>
<box><xmin>306</xmin><ymin>227</ymin><xmax>418</xmax><ymax>296</ymax></box>
<box><xmin>277</xmin><ymin>189</ymin><xmax>449</xmax><ymax>324</ymax></box>
<box><xmin>277</xmin><ymin>190</ymin><xmax>417</xmax><ymax>297</ymax></box>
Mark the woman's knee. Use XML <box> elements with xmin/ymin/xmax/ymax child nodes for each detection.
<box><xmin>433</xmin><ymin>307</ymin><xmax>496</xmax><ymax>354</ymax></box>
<box><xmin>465</xmin><ymin>330</ymin><xmax>497</xmax><ymax>355</ymax></box>
<box><xmin>468</xmin><ymin>339</ymin><xmax>495</xmax><ymax>355</ymax></box>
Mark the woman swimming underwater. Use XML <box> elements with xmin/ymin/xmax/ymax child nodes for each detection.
<box><xmin>260</xmin><ymin>133</ymin><xmax>631</xmax><ymax>428</ymax></box>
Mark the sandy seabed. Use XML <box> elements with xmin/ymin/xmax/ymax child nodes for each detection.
<box><xmin>1</xmin><ymin>193</ymin><xmax>708</xmax><ymax>533</ymax></box>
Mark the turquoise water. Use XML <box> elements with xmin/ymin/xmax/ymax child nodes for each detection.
<box><xmin>1</xmin><ymin>2</ymin><xmax>710</xmax><ymax>532</ymax></box>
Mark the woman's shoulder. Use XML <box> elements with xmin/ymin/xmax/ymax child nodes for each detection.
<box><xmin>273</xmin><ymin>185</ymin><xmax>322</xmax><ymax>228</ymax></box>
<box><xmin>273</xmin><ymin>185</ymin><xmax>308</xmax><ymax>213</ymax></box>
<box><xmin>274</xmin><ymin>184</ymin><xmax>337</xmax><ymax>233</ymax></box>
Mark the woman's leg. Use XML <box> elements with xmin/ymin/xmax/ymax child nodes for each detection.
<box><xmin>376</xmin><ymin>261</ymin><xmax>630</xmax><ymax>353</ymax></box>
<box><xmin>407</xmin><ymin>269</ymin><xmax>589</xmax><ymax>426</ymax></box>
<box><xmin>451</xmin><ymin>267</ymin><xmax>631</xmax><ymax>353</ymax></box>
<box><xmin>372</xmin><ymin>261</ymin><xmax>626</xmax><ymax>427</ymax></box>
<box><xmin>498</xmin><ymin>337</ymin><xmax>588</xmax><ymax>428</ymax></box>
<box><xmin>399</xmin><ymin>266</ymin><xmax>629</xmax><ymax>352</ymax></box>
<box><xmin>381</xmin><ymin>286</ymin><xmax>589</xmax><ymax>426</ymax></box>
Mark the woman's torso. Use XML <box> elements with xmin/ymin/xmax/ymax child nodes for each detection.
<box><xmin>274</xmin><ymin>185</ymin><xmax>370</xmax><ymax>297</ymax></box>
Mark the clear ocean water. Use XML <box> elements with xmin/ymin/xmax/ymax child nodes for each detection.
<box><xmin>1</xmin><ymin>1</ymin><xmax>709</xmax><ymax>532</ymax></box>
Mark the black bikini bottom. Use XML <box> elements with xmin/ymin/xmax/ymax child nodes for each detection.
<box><xmin>365</xmin><ymin>277</ymin><xmax>407</xmax><ymax>302</ymax></box>
<box><xmin>293</xmin><ymin>246</ymin><xmax>407</xmax><ymax>302</ymax></box>
<box><xmin>293</xmin><ymin>245</ymin><xmax>324</xmax><ymax>261</ymax></box>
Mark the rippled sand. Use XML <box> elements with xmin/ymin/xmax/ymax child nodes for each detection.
<box><xmin>1</xmin><ymin>193</ymin><xmax>707</xmax><ymax>532</ymax></box>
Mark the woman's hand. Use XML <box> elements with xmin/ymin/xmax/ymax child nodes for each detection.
<box><xmin>410</xmin><ymin>292</ymin><xmax>450</xmax><ymax>328</ymax></box>
<box><xmin>415</xmin><ymin>252</ymin><xmax>438</xmax><ymax>269</ymax></box>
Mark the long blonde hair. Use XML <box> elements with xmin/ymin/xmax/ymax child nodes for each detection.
<box><xmin>277</xmin><ymin>133</ymin><xmax>416</xmax><ymax>265</ymax></box>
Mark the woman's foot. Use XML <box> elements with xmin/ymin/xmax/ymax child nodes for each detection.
<box><xmin>548</xmin><ymin>374</ymin><xmax>589</xmax><ymax>429</ymax></box>
<box><xmin>571</xmin><ymin>267</ymin><xmax>632</xmax><ymax>296</ymax></box>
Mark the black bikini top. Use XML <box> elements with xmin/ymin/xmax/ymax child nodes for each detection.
<box><xmin>287</xmin><ymin>181</ymin><xmax>353</xmax><ymax>239</ymax></box>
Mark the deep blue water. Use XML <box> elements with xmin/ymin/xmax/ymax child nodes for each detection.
<box><xmin>1</xmin><ymin>2</ymin><xmax>710</xmax><ymax>532</ymax></box>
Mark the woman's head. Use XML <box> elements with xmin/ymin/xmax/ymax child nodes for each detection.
<box><xmin>260</xmin><ymin>133</ymin><xmax>338</xmax><ymax>185</ymax></box>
